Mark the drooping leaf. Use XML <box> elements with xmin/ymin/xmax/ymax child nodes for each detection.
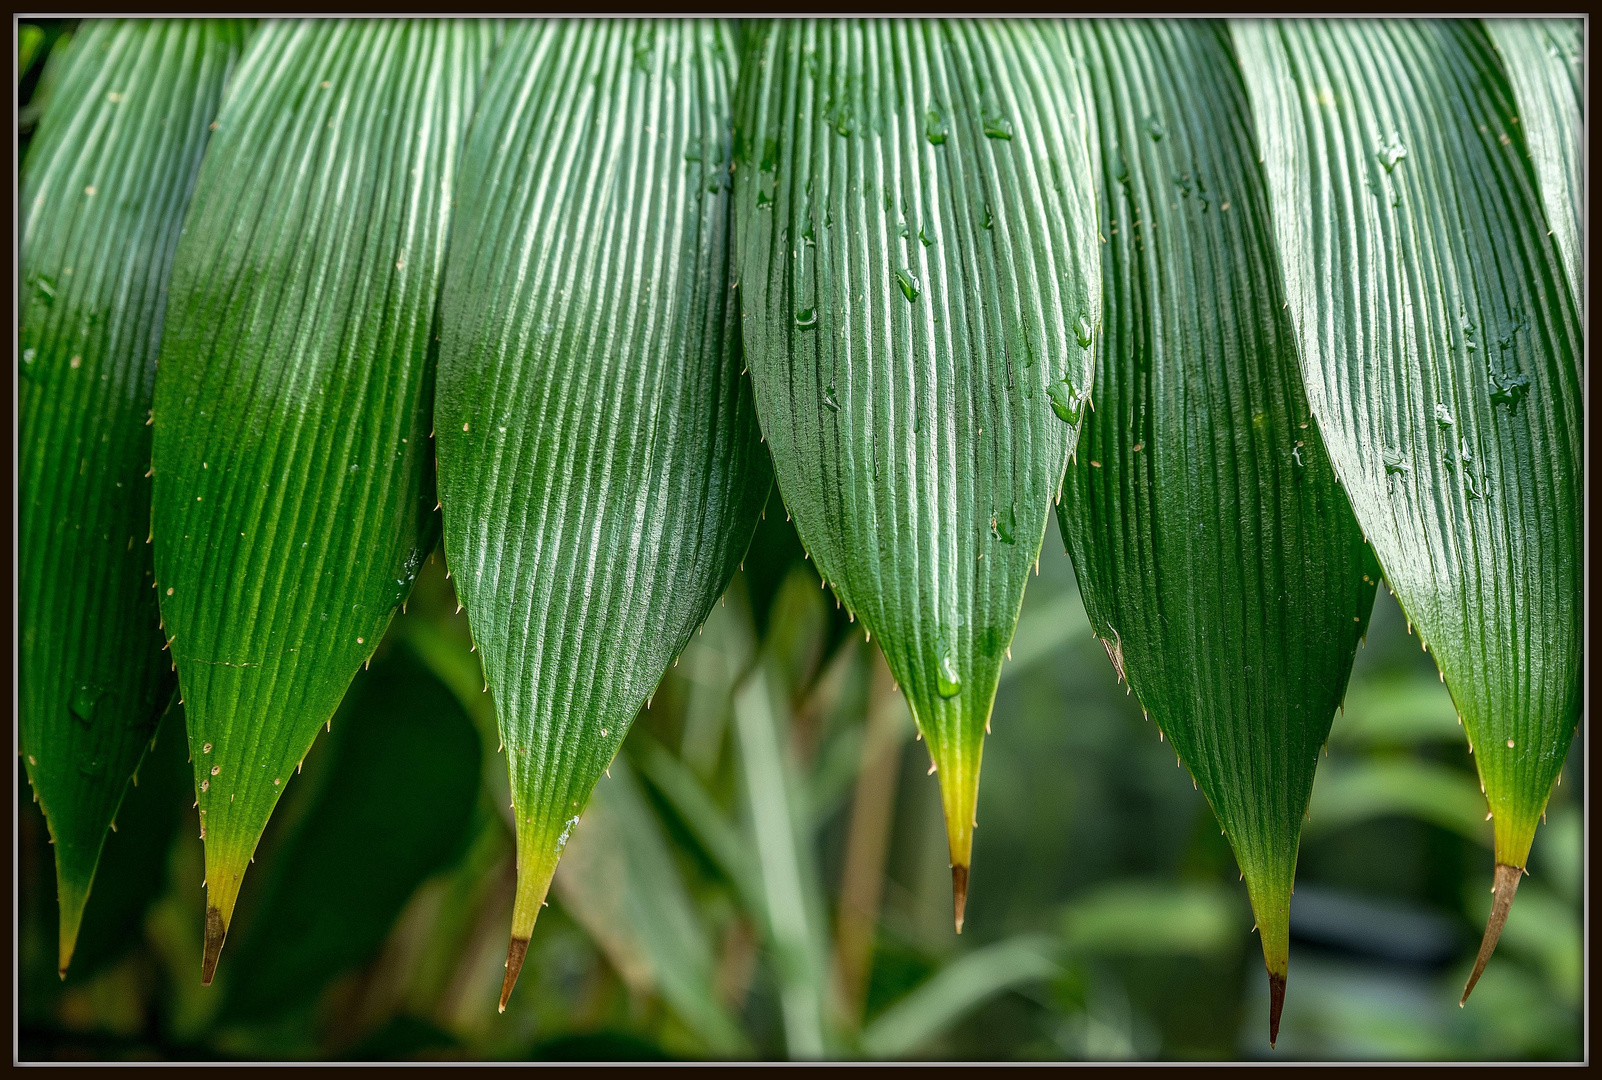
<box><xmin>1055</xmin><ymin>20</ymin><xmax>1378</xmax><ymax>1042</ymax></box>
<box><xmin>433</xmin><ymin>18</ymin><xmax>770</xmax><ymax>1010</ymax></box>
<box><xmin>151</xmin><ymin>18</ymin><xmax>496</xmax><ymax>981</ymax></box>
<box><xmin>19</xmin><ymin>18</ymin><xmax>244</xmax><ymax>974</ymax></box>
<box><xmin>1231</xmin><ymin>18</ymin><xmax>1583</xmax><ymax>1001</ymax></box>
<box><xmin>219</xmin><ymin>643</ymin><xmax>480</xmax><ymax>1022</ymax></box>
<box><xmin>733</xmin><ymin>18</ymin><xmax>1102</xmax><ymax>928</ymax></box>
<box><xmin>1485</xmin><ymin>18</ymin><xmax>1583</xmax><ymax>302</ymax></box>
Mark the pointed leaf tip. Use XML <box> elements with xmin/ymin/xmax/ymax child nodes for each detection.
<box><xmin>499</xmin><ymin>936</ymin><xmax>530</xmax><ymax>1013</ymax></box>
<box><xmin>952</xmin><ymin>863</ymin><xmax>969</xmax><ymax>934</ymax></box>
<box><xmin>201</xmin><ymin>906</ymin><xmax>226</xmax><ymax>986</ymax></box>
<box><xmin>1461</xmin><ymin>862</ymin><xmax>1522</xmax><ymax>1006</ymax></box>
<box><xmin>1268</xmin><ymin>971</ymin><xmax>1286</xmax><ymax>1048</ymax></box>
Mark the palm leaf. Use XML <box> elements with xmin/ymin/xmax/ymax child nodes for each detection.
<box><xmin>1485</xmin><ymin>18</ymin><xmax>1583</xmax><ymax>302</ymax></box>
<box><xmin>432</xmin><ymin>18</ymin><xmax>770</xmax><ymax>1010</ymax></box>
<box><xmin>733</xmin><ymin>18</ymin><xmax>1102</xmax><ymax>928</ymax></box>
<box><xmin>150</xmin><ymin>17</ymin><xmax>496</xmax><ymax>981</ymax></box>
<box><xmin>1056</xmin><ymin>19</ymin><xmax>1378</xmax><ymax>1043</ymax></box>
<box><xmin>19</xmin><ymin>18</ymin><xmax>244</xmax><ymax>974</ymax></box>
<box><xmin>1230</xmin><ymin>17</ymin><xmax>1583</xmax><ymax>1001</ymax></box>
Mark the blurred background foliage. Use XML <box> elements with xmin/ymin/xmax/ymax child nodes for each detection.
<box><xmin>15</xmin><ymin>20</ymin><xmax>1583</xmax><ymax>1062</ymax></box>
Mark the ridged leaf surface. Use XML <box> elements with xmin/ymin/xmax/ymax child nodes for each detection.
<box><xmin>18</xmin><ymin>18</ymin><xmax>243</xmax><ymax>972</ymax></box>
<box><xmin>733</xmin><ymin>18</ymin><xmax>1101</xmax><ymax>918</ymax></box>
<box><xmin>1231</xmin><ymin>18</ymin><xmax>1582</xmax><ymax>990</ymax></box>
<box><xmin>150</xmin><ymin>18</ymin><xmax>495</xmax><ymax>975</ymax></box>
<box><xmin>1485</xmin><ymin>18</ymin><xmax>1583</xmax><ymax>303</ymax></box>
<box><xmin>1056</xmin><ymin>20</ymin><xmax>1378</xmax><ymax>1037</ymax></box>
<box><xmin>433</xmin><ymin>18</ymin><xmax>769</xmax><ymax>1006</ymax></box>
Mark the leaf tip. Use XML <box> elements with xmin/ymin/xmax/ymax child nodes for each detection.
<box><xmin>1268</xmin><ymin>971</ymin><xmax>1285</xmax><ymax>1048</ymax></box>
<box><xmin>952</xmin><ymin>863</ymin><xmax>969</xmax><ymax>934</ymax></box>
<box><xmin>498</xmin><ymin>936</ymin><xmax>530</xmax><ymax>1013</ymax></box>
<box><xmin>201</xmin><ymin>906</ymin><xmax>226</xmax><ymax>986</ymax></box>
<box><xmin>1461</xmin><ymin>862</ymin><xmax>1522</xmax><ymax>1006</ymax></box>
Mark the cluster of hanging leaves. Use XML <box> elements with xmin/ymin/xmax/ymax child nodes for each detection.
<box><xmin>19</xmin><ymin>16</ymin><xmax>1581</xmax><ymax>1044</ymax></box>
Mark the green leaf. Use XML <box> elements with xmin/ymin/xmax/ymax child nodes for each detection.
<box><xmin>552</xmin><ymin>758</ymin><xmax>749</xmax><ymax>1057</ymax></box>
<box><xmin>733</xmin><ymin>18</ymin><xmax>1102</xmax><ymax>925</ymax></box>
<box><xmin>1485</xmin><ymin>19</ymin><xmax>1583</xmax><ymax>302</ymax></box>
<box><xmin>18</xmin><ymin>23</ymin><xmax>46</xmax><ymax>77</ymax></box>
<box><xmin>219</xmin><ymin>642</ymin><xmax>481</xmax><ymax>1022</ymax></box>
<box><xmin>19</xmin><ymin>18</ymin><xmax>244</xmax><ymax>974</ymax></box>
<box><xmin>1055</xmin><ymin>20</ymin><xmax>1377</xmax><ymax>1037</ymax></box>
<box><xmin>859</xmin><ymin>935</ymin><xmax>1059</xmax><ymax>1058</ymax></box>
<box><xmin>1231</xmin><ymin>18</ymin><xmax>1583</xmax><ymax>997</ymax></box>
<box><xmin>433</xmin><ymin>18</ymin><xmax>770</xmax><ymax>1010</ymax></box>
<box><xmin>151</xmin><ymin>18</ymin><xmax>496</xmax><ymax>979</ymax></box>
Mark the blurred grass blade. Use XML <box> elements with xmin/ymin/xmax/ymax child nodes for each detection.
<box><xmin>1231</xmin><ymin>18</ymin><xmax>1583</xmax><ymax>1000</ymax></box>
<box><xmin>734</xmin><ymin>18</ymin><xmax>1102</xmax><ymax>928</ymax></box>
<box><xmin>553</xmin><ymin>759</ymin><xmax>749</xmax><ymax>1057</ymax></box>
<box><xmin>633</xmin><ymin>733</ymin><xmax>761</xmax><ymax>906</ymax></box>
<box><xmin>1057</xmin><ymin>20</ymin><xmax>1377</xmax><ymax>1043</ymax></box>
<box><xmin>19</xmin><ymin>18</ymin><xmax>244</xmax><ymax>975</ymax></box>
<box><xmin>17</xmin><ymin>23</ymin><xmax>45</xmax><ymax>78</ymax></box>
<box><xmin>1061</xmin><ymin>880</ymin><xmax>1244</xmax><ymax>958</ymax></box>
<box><xmin>1305</xmin><ymin>759</ymin><xmax>1493</xmax><ymax>847</ymax></box>
<box><xmin>434</xmin><ymin>19</ymin><xmax>770</xmax><ymax>1012</ymax></box>
<box><xmin>732</xmin><ymin>663</ymin><xmax>833</xmax><ymax>1059</ymax></box>
<box><xmin>151</xmin><ymin>18</ymin><xmax>496</xmax><ymax>981</ymax></box>
<box><xmin>219</xmin><ymin>642</ymin><xmax>481</xmax><ymax>1022</ymax></box>
<box><xmin>1485</xmin><ymin>19</ymin><xmax>1583</xmax><ymax>301</ymax></box>
<box><xmin>858</xmin><ymin>935</ymin><xmax>1059</xmax><ymax>1058</ymax></box>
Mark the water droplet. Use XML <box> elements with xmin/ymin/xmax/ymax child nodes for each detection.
<box><xmin>895</xmin><ymin>268</ymin><xmax>920</xmax><ymax>302</ymax></box>
<box><xmin>760</xmin><ymin>138</ymin><xmax>778</xmax><ymax>173</ymax></box>
<box><xmin>755</xmin><ymin>189</ymin><xmax>773</xmax><ymax>210</ymax></box>
<box><xmin>1143</xmin><ymin>114</ymin><xmax>1165</xmax><ymax>141</ymax></box>
<box><xmin>31</xmin><ymin>274</ymin><xmax>56</xmax><ymax>307</ymax></box>
<box><xmin>1376</xmin><ymin>133</ymin><xmax>1407</xmax><ymax>173</ymax></box>
<box><xmin>795</xmin><ymin>306</ymin><xmax>817</xmax><ymax>330</ymax></box>
<box><xmin>1434</xmin><ymin>403</ymin><xmax>1455</xmax><ymax>428</ymax></box>
<box><xmin>983</xmin><ymin>115</ymin><xmax>1013</xmax><ymax>140</ymax></box>
<box><xmin>925</xmin><ymin>107</ymin><xmax>948</xmax><ymax>145</ymax></box>
<box><xmin>1489</xmin><ymin>370</ymin><xmax>1531</xmax><ymax>412</ymax></box>
<box><xmin>982</xmin><ymin>205</ymin><xmax>993</xmax><ymax>230</ymax></box>
<box><xmin>69</xmin><ymin>686</ymin><xmax>100</xmax><ymax>725</ymax></box>
<box><xmin>823</xmin><ymin>384</ymin><xmax>840</xmax><ymax>412</ymax></box>
<box><xmin>918</xmin><ymin>225</ymin><xmax>935</xmax><ymax>247</ymax></box>
<box><xmin>1382</xmin><ymin>450</ymin><xmax>1411</xmax><ymax>476</ymax></box>
<box><xmin>991</xmin><ymin>505</ymin><xmax>1017</xmax><ymax>545</ymax></box>
<box><xmin>1074</xmin><ymin>314</ymin><xmax>1093</xmax><ymax>350</ymax></box>
<box><xmin>935</xmin><ymin>640</ymin><xmax>961</xmax><ymax>699</ymax></box>
<box><xmin>1113</xmin><ymin>148</ymin><xmax>1130</xmax><ymax>185</ymax></box>
<box><xmin>1047</xmin><ymin>380</ymin><xmax>1082</xmax><ymax>424</ymax></box>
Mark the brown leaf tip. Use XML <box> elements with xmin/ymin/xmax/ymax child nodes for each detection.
<box><xmin>1268</xmin><ymin>971</ymin><xmax>1286</xmax><ymax>1048</ymax></box>
<box><xmin>201</xmin><ymin>906</ymin><xmax>226</xmax><ymax>986</ymax></box>
<box><xmin>499</xmin><ymin>936</ymin><xmax>531</xmax><ymax>1013</ymax></box>
<box><xmin>1461</xmin><ymin>862</ymin><xmax>1522</xmax><ymax>1006</ymax></box>
<box><xmin>952</xmin><ymin>864</ymin><xmax>969</xmax><ymax>934</ymax></box>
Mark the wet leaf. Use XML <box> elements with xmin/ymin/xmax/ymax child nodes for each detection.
<box><xmin>734</xmin><ymin>18</ymin><xmax>1101</xmax><ymax>927</ymax></box>
<box><xmin>19</xmin><ymin>18</ymin><xmax>244</xmax><ymax>973</ymax></box>
<box><xmin>433</xmin><ymin>18</ymin><xmax>769</xmax><ymax>1010</ymax></box>
<box><xmin>151</xmin><ymin>18</ymin><xmax>496</xmax><ymax>979</ymax></box>
<box><xmin>1232</xmin><ymin>18</ymin><xmax>1582</xmax><ymax>999</ymax></box>
<box><xmin>1057</xmin><ymin>20</ymin><xmax>1378</xmax><ymax>1043</ymax></box>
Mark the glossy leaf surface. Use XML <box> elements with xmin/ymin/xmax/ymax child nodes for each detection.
<box><xmin>19</xmin><ymin>18</ymin><xmax>243</xmax><ymax>972</ymax></box>
<box><xmin>1485</xmin><ymin>18</ymin><xmax>1583</xmax><ymax>302</ymax></box>
<box><xmin>1056</xmin><ymin>20</ymin><xmax>1378</xmax><ymax>1038</ymax></box>
<box><xmin>1231</xmin><ymin>18</ymin><xmax>1582</xmax><ymax>994</ymax></box>
<box><xmin>151</xmin><ymin>18</ymin><xmax>495</xmax><ymax>976</ymax></box>
<box><xmin>433</xmin><ymin>18</ymin><xmax>769</xmax><ymax>1006</ymax></box>
<box><xmin>734</xmin><ymin>18</ymin><xmax>1102</xmax><ymax>919</ymax></box>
